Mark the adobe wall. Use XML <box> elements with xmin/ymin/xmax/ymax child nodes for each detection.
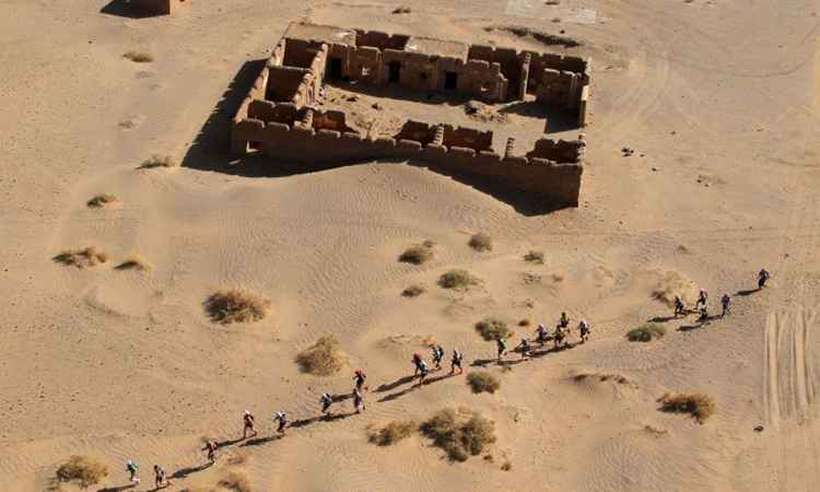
<box><xmin>231</xmin><ymin>116</ymin><xmax>582</xmax><ymax>207</ymax></box>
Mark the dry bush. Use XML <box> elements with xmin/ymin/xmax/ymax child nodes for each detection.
<box><xmin>399</xmin><ymin>243</ymin><xmax>433</xmax><ymax>265</ymax></box>
<box><xmin>295</xmin><ymin>335</ymin><xmax>348</xmax><ymax>376</ymax></box>
<box><xmin>420</xmin><ymin>408</ymin><xmax>496</xmax><ymax>462</ymax></box>
<box><xmin>217</xmin><ymin>471</ymin><xmax>252</xmax><ymax>492</ymax></box>
<box><xmin>626</xmin><ymin>323</ymin><xmax>666</xmax><ymax>342</ymax></box>
<box><xmin>468</xmin><ymin>233</ymin><xmax>493</xmax><ymax>252</ymax></box>
<box><xmin>53</xmin><ymin>247</ymin><xmax>109</xmax><ymax>268</ymax></box>
<box><xmin>518</xmin><ymin>319</ymin><xmax>530</xmax><ymax>327</ymax></box>
<box><xmin>368</xmin><ymin>420</ymin><xmax>417</xmax><ymax>446</ymax></box>
<box><xmin>658</xmin><ymin>392</ymin><xmax>715</xmax><ymax>423</ymax></box>
<box><xmin>401</xmin><ymin>284</ymin><xmax>425</xmax><ymax>298</ymax></box>
<box><xmin>123</xmin><ymin>50</ymin><xmax>154</xmax><ymax>63</ymax></box>
<box><xmin>501</xmin><ymin>461</ymin><xmax>512</xmax><ymax>471</ymax></box>
<box><xmin>204</xmin><ymin>289</ymin><xmax>270</xmax><ymax>324</ymax></box>
<box><xmin>86</xmin><ymin>194</ymin><xmax>118</xmax><ymax>208</ymax></box>
<box><xmin>55</xmin><ymin>455</ymin><xmax>109</xmax><ymax>489</ymax></box>
<box><xmin>467</xmin><ymin>372</ymin><xmax>500</xmax><ymax>394</ymax></box>
<box><xmin>138</xmin><ymin>154</ymin><xmax>176</xmax><ymax>169</ymax></box>
<box><xmin>651</xmin><ymin>270</ymin><xmax>698</xmax><ymax>307</ymax></box>
<box><xmin>438</xmin><ymin>269</ymin><xmax>479</xmax><ymax>290</ymax></box>
<box><xmin>392</xmin><ymin>6</ymin><xmax>412</xmax><ymax>14</ymax></box>
<box><xmin>474</xmin><ymin>317</ymin><xmax>511</xmax><ymax>341</ymax></box>
<box><xmin>115</xmin><ymin>255</ymin><xmax>151</xmax><ymax>272</ymax></box>
<box><xmin>523</xmin><ymin>250</ymin><xmax>544</xmax><ymax>264</ymax></box>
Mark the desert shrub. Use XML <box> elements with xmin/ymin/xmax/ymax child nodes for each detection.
<box><xmin>438</xmin><ymin>269</ymin><xmax>479</xmax><ymax>290</ymax></box>
<box><xmin>392</xmin><ymin>6</ymin><xmax>412</xmax><ymax>13</ymax></box>
<box><xmin>86</xmin><ymin>194</ymin><xmax>118</xmax><ymax>208</ymax></box>
<box><xmin>295</xmin><ymin>335</ymin><xmax>347</xmax><ymax>376</ymax></box>
<box><xmin>501</xmin><ymin>461</ymin><xmax>512</xmax><ymax>471</ymax></box>
<box><xmin>468</xmin><ymin>233</ymin><xmax>493</xmax><ymax>252</ymax></box>
<box><xmin>115</xmin><ymin>255</ymin><xmax>151</xmax><ymax>271</ymax></box>
<box><xmin>651</xmin><ymin>271</ymin><xmax>698</xmax><ymax>307</ymax></box>
<box><xmin>658</xmin><ymin>392</ymin><xmax>715</xmax><ymax>423</ymax></box>
<box><xmin>523</xmin><ymin>250</ymin><xmax>544</xmax><ymax>264</ymax></box>
<box><xmin>55</xmin><ymin>455</ymin><xmax>109</xmax><ymax>489</ymax></box>
<box><xmin>626</xmin><ymin>323</ymin><xmax>666</xmax><ymax>342</ymax></box>
<box><xmin>53</xmin><ymin>247</ymin><xmax>109</xmax><ymax>268</ymax></box>
<box><xmin>518</xmin><ymin>319</ymin><xmax>530</xmax><ymax>327</ymax></box>
<box><xmin>123</xmin><ymin>50</ymin><xmax>154</xmax><ymax>63</ymax></box>
<box><xmin>401</xmin><ymin>284</ymin><xmax>425</xmax><ymax>297</ymax></box>
<box><xmin>138</xmin><ymin>154</ymin><xmax>176</xmax><ymax>169</ymax></box>
<box><xmin>204</xmin><ymin>289</ymin><xmax>270</xmax><ymax>324</ymax></box>
<box><xmin>368</xmin><ymin>420</ymin><xmax>417</xmax><ymax>446</ymax></box>
<box><xmin>399</xmin><ymin>243</ymin><xmax>433</xmax><ymax>265</ymax></box>
<box><xmin>467</xmin><ymin>372</ymin><xmax>500</xmax><ymax>394</ymax></box>
<box><xmin>217</xmin><ymin>471</ymin><xmax>252</xmax><ymax>492</ymax></box>
<box><xmin>474</xmin><ymin>317</ymin><xmax>511</xmax><ymax>341</ymax></box>
<box><xmin>420</xmin><ymin>408</ymin><xmax>496</xmax><ymax>462</ymax></box>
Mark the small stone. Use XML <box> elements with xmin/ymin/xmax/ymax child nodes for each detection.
<box><xmin>371</xmin><ymin>102</ymin><xmax>382</xmax><ymax>110</ymax></box>
<box><xmin>754</xmin><ymin>425</ymin><xmax>764</xmax><ymax>432</ymax></box>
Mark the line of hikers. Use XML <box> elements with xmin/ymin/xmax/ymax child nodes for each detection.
<box><xmin>673</xmin><ymin>268</ymin><xmax>770</xmax><ymax>322</ymax></box>
<box><xmin>120</xmin><ymin>268</ymin><xmax>771</xmax><ymax>487</ymax></box>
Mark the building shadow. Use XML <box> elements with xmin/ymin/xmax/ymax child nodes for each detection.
<box><xmin>100</xmin><ymin>0</ymin><xmax>161</xmax><ymax>18</ymax></box>
<box><xmin>499</xmin><ymin>101</ymin><xmax>579</xmax><ymax>133</ymax></box>
<box><xmin>181</xmin><ymin>59</ymin><xmax>269</xmax><ymax>173</ymax></box>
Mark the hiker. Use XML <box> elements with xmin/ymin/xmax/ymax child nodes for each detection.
<box><xmin>696</xmin><ymin>289</ymin><xmax>708</xmax><ymax>310</ymax></box>
<box><xmin>353</xmin><ymin>369</ymin><xmax>367</xmax><ymax>392</ymax></box>
<box><xmin>559</xmin><ymin>312</ymin><xmax>570</xmax><ymax>329</ymax></box>
<box><xmin>578</xmin><ymin>319</ymin><xmax>591</xmax><ymax>343</ymax></box>
<box><xmin>698</xmin><ymin>304</ymin><xmax>709</xmax><ymax>322</ymax></box>
<box><xmin>320</xmin><ymin>392</ymin><xmax>334</xmax><ymax>415</ymax></box>
<box><xmin>721</xmin><ymin>294</ymin><xmax>731</xmax><ymax>317</ymax></box>
<box><xmin>154</xmin><ymin>464</ymin><xmax>168</xmax><ymax>489</ymax></box>
<box><xmin>450</xmin><ymin>349</ymin><xmax>464</xmax><ymax>375</ymax></box>
<box><xmin>535</xmin><ymin>323</ymin><xmax>549</xmax><ymax>346</ymax></box>
<box><xmin>242</xmin><ymin>410</ymin><xmax>257</xmax><ymax>439</ymax></box>
<box><xmin>674</xmin><ymin>296</ymin><xmax>686</xmax><ymax>318</ymax></box>
<box><xmin>417</xmin><ymin>359</ymin><xmax>430</xmax><ymax>385</ymax></box>
<box><xmin>554</xmin><ymin>326</ymin><xmax>566</xmax><ymax>348</ymax></box>
<box><xmin>353</xmin><ymin>388</ymin><xmax>365</xmax><ymax>413</ymax></box>
<box><xmin>204</xmin><ymin>439</ymin><xmax>217</xmax><ymax>463</ymax></box>
<box><xmin>517</xmin><ymin>337</ymin><xmax>531</xmax><ymax>359</ymax></box>
<box><xmin>758</xmin><ymin>269</ymin><xmax>770</xmax><ymax>289</ymax></box>
<box><xmin>126</xmin><ymin>460</ymin><xmax>140</xmax><ymax>484</ymax></box>
<box><xmin>496</xmin><ymin>337</ymin><xmax>507</xmax><ymax>361</ymax></box>
<box><xmin>412</xmin><ymin>353</ymin><xmax>424</xmax><ymax>376</ymax></box>
<box><xmin>273</xmin><ymin>411</ymin><xmax>288</xmax><ymax>434</ymax></box>
<box><xmin>432</xmin><ymin>345</ymin><xmax>445</xmax><ymax>370</ymax></box>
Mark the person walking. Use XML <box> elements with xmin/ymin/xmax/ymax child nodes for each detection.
<box><xmin>242</xmin><ymin>410</ymin><xmax>257</xmax><ymax>439</ymax></box>
<box><xmin>758</xmin><ymin>269</ymin><xmax>770</xmax><ymax>289</ymax></box>
<box><xmin>153</xmin><ymin>464</ymin><xmax>168</xmax><ymax>489</ymax></box>
<box><xmin>721</xmin><ymin>294</ymin><xmax>732</xmax><ymax>317</ymax></box>
<box><xmin>126</xmin><ymin>460</ymin><xmax>140</xmax><ymax>485</ymax></box>
<box><xmin>320</xmin><ymin>392</ymin><xmax>334</xmax><ymax>415</ymax></box>
<box><xmin>450</xmin><ymin>349</ymin><xmax>464</xmax><ymax>375</ymax></box>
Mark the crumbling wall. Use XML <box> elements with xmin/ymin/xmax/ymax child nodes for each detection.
<box><xmin>442</xmin><ymin>126</ymin><xmax>493</xmax><ymax>152</ymax></box>
<box><xmin>355</xmin><ymin>30</ymin><xmax>409</xmax><ymax>50</ymax></box>
<box><xmin>468</xmin><ymin>45</ymin><xmax>525</xmax><ymax>99</ymax></box>
<box><xmin>526</xmin><ymin>138</ymin><xmax>585</xmax><ymax>163</ymax></box>
<box><xmin>312</xmin><ymin>109</ymin><xmax>357</xmax><ymax>133</ymax></box>
<box><xmin>283</xmin><ymin>38</ymin><xmax>324</xmax><ymax>68</ymax></box>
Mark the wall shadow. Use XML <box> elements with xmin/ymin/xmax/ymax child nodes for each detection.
<box><xmin>100</xmin><ymin>0</ymin><xmax>161</xmax><ymax>18</ymax></box>
<box><xmin>499</xmin><ymin>101</ymin><xmax>579</xmax><ymax>133</ymax></box>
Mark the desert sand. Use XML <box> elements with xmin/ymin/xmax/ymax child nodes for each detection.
<box><xmin>1</xmin><ymin>0</ymin><xmax>819</xmax><ymax>490</ymax></box>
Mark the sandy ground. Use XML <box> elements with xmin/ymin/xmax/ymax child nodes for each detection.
<box><xmin>0</xmin><ymin>0</ymin><xmax>818</xmax><ymax>490</ymax></box>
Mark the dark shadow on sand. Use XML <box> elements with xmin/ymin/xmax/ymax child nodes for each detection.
<box><xmin>240</xmin><ymin>435</ymin><xmax>282</xmax><ymax>447</ymax></box>
<box><xmin>736</xmin><ymin>288</ymin><xmax>761</xmax><ymax>297</ymax></box>
<box><xmin>498</xmin><ymin>101</ymin><xmax>579</xmax><ymax>133</ymax></box>
<box><xmin>375</xmin><ymin>374</ymin><xmax>417</xmax><ymax>393</ymax></box>
<box><xmin>98</xmin><ymin>483</ymin><xmax>137</xmax><ymax>491</ymax></box>
<box><xmin>170</xmin><ymin>461</ymin><xmax>212</xmax><ymax>480</ymax></box>
<box><xmin>290</xmin><ymin>412</ymin><xmax>355</xmax><ymax>428</ymax></box>
<box><xmin>215</xmin><ymin>437</ymin><xmax>244</xmax><ymax>449</ymax></box>
<box><xmin>100</xmin><ymin>0</ymin><xmax>162</xmax><ymax>18</ymax></box>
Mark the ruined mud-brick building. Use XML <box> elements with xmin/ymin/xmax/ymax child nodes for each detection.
<box><xmin>132</xmin><ymin>0</ymin><xmax>188</xmax><ymax>15</ymax></box>
<box><xmin>231</xmin><ymin>23</ymin><xmax>591</xmax><ymax>208</ymax></box>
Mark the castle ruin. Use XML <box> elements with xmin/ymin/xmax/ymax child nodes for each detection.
<box><xmin>231</xmin><ymin>23</ymin><xmax>590</xmax><ymax>208</ymax></box>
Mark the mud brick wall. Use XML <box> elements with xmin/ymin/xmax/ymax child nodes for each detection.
<box><xmin>355</xmin><ymin>30</ymin><xmax>409</xmax><ymax>50</ymax></box>
<box><xmin>442</xmin><ymin>126</ymin><xmax>493</xmax><ymax>152</ymax></box>
<box><xmin>468</xmin><ymin>45</ymin><xmax>526</xmax><ymax>99</ymax></box>
<box><xmin>526</xmin><ymin>138</ymin><xmax>585</xmax><ymax>163</ymax></box>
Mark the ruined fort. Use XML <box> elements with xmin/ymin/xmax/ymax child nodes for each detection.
<box><xmin>231</xmin><ymin>23</ymin><xmax>590</xmax><ymax>208</ymax></box>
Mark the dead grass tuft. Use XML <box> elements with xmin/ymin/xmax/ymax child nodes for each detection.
<box><xmin>55</xmin><ymin>455</ymin><xmax>109</xmax><ymax>489</ymax></box>
<box><xmin>368</xmin><ymin>420</ymin><xmax>417</xmax><ymax>446</ymax></box>
<box><xmin>468</xmin><ymin>232</ymin><xmax>493</xmax><ymax>252</ymax></box>
<box><xmin>53</xmin><ymin>247</ymin><xmax>109</xmax><ymax>268</ymax></box>
<box><xmin>467</xmin><ymin>372</ymin><xmax>500</xmax><ymax>394</ymax></box>
<box><xmin>399</xmin><ymin>243</ymin><xmax>433</xmax><ymax>265</ymax></box>
<box><xmin>401</xmin><ymin>284</ymin><xmax>426</xmax><ymax>298</ymax></box>
<box><xmin>204</xmin><ymin>289</ymin><xmax>270</xmax><ymax>324</ymax></box>
<box><xmin>217</xmin><ymin>471</ymin><xmax>252</xmax><ymax>492</ymax></box>
<box><xmin>501</xmin><ymin>461</ymin><xmax>512</xmax><ymax>471</ymax></box>
<box><xmin>392</xmin><ymin>6</ymin><xmax>412</xmax><ymax>14</ymax></box>
<box><xmin>651</xmin><ymin>270</ymin><xmax>699</xmax><ymax>307</ymax></box>
<box><xmin>295</xmin><ymin>335</ymin><xmax>348</xmax><ymax>376</ymax></box>
<box><xmin>86</xmin><ymin>194</ymin><xmax>118</xmax><ymax>208</ymax></box>
<box><xmin>123</xmin><ymin>50</ymin><xmax>154</xmax><ymax>63</ymax></box>
<box><xmin>523</xmin><ymin>250</ymin><xmax>544</xmax><ymax>264</ymax></box>
<box><xmin>115</xmin><ymin>255</ymin><xmax>151</xmax><ymax>272</ymax></box>
<box><xmin>474</xmin><ymin>317</ymin><xmax>511</xmax><ymax>341</ymax></box>
<box><xmin>626</xmin><ymin>323</ymin><xmax>666</xmax><ymax>342</ymax></box>
<box><xmin>420</xmin><ymin>408</ymin><xmax>496</xmax><ymax>462</ymax></box>
<box><xmin>658</xmin><ymin>392</ymin><xmax>715</xmax><ymax>423</ymax></box>
<box><xmin>438</xmin><ymin>269</ymin><xmax>479</xmax><ymax>290</ymax></box>
<box><xmin>138</xmin><ymin>154</ymin><xmax>176</xmax><ymax>169</ymax></box>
